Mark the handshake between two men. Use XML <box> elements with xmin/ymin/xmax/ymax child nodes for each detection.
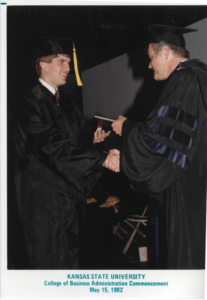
<box><xmin>93</xmin><ymin>115</ymin><xmax>127</xmax><ymax>173</ymax></box>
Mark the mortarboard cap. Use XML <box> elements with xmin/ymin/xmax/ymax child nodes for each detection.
<box><xmin>33</xmin><ymin>40</ymin><xmax>71</xmax><ymax>62</ymax></box>
<box><xmin>148</xmin><ymin>24</ymin><xmax>197</xmax><ymax>48</ymax></box>
<box><xmin>34</xmin><ymin>40</ymin><xmax>82</xmax><ymax>86</ymax></box>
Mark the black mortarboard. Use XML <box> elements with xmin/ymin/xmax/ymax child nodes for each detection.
<box><xmin>34</xmin><ymin>40</ymin><xmax>82</xmax><ymax>86</ymax></box>
<box><xmin>148</xmin><ymin>24</ymin><xmax>197</xmax><ymax>48</ymax></box>
<box><xmin>33</xmin><ymin>40</ymin><xmax>71</xmax><ymax>62</ymax></box>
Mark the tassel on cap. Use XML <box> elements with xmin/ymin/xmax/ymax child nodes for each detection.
<box><xmin>73</xmin><ymin>43</ymin><xmax>83</xmax><ymax>86</ymax></box>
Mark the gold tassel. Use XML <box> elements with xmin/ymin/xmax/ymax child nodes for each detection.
<box><xmin>73</xmin><ymin>43</ymin><xmax>83</xmax><ymax>86</ymax></box>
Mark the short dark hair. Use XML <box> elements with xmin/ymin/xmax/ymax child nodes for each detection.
<box><xmin>151</xmin><ymin>41</ymin><xmax>190</xmax><ymax>59</ymax></box>
<box><xmin>35</xmin><ymin>54</ymin><xmax>70</xmax><ymax>77</ymax></box>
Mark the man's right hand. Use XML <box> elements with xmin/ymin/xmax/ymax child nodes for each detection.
<box><xmin>112</xmin><ymin>115</ymin><xmax>127</xmax><ymax>136</ymax></box>
<box><xmin>103</xmin><ymin>149</ymin><xmax>120</xmax><ymax>172</ymax></box>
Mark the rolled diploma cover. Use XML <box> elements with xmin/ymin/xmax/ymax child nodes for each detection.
<box><xmin>94</xmin><ymin>115</ymin><xmax>115</xmax><ymax>122</ymax></box>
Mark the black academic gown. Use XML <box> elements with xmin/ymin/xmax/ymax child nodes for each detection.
<box><xmin>14</xmin><ymin>81</ymin><xmax>107</xmax><ymax>269</ymax></box>
<box><xmin>121</xmin><ymin>59</ymin><xmax>207</xmax><ymax>269</ymax></box>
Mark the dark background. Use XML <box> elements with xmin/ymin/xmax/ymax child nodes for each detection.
<box><xmin>7</xmin><ymin>5</ymin><xmax>207</xmax><ymax>269</ymax></box>
<box><xmin>7</xmin><ymin>5</ymin><xmax>207</xmax><ymax>109</ymax></box>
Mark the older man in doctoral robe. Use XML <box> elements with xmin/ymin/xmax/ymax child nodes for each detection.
<box><xmin>112</xmin><ymin>24</ymin><xmax>207</xmax><ymax>269</ymax></box>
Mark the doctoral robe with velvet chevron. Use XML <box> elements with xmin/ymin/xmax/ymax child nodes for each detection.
<box><xmin>121</xmin><ymin>59</ymin><xmax>207</xmax><ymax>269</ymax></box>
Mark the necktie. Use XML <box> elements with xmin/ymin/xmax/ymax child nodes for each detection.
<box><xmin>55</xmin><ymin>90</ymin><xmax>59</xmax><ymax>105</ymax></box>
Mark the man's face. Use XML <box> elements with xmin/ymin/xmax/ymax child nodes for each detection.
<box><xmin>148</xmin><ymin>44</ymin><xmax>168</xmax><ymax>81</ymax></box>
<box><xmin>43</xmin><ymin>54</ymin><xmax>70</xmax><ymax>89</ymax></box>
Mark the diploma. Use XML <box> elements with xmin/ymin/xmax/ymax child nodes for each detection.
<box><xmin>94</xmin><ymin>115</ymin><xmax>115</xmax><ymax>122</ymax></box>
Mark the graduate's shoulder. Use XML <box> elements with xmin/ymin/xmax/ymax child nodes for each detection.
<box><xmin>18</xmin><ymin>83</ymin><xmax>45</xmax><ymax>118</ymax></box>
<box><xmin>21</xmin><ymin>82</ymin><xmax>44</xmax><ymax>103</ymax></box>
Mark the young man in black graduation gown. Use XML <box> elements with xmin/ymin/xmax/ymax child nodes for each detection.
<box><xmin>14</xmin><ymin>40</ymin><xmax>120</xmax><ymax>269</ymax></box>
<box><xmin>112</xmin><ymin>24</ymin><xmax>207</xmax><ymax>269</ymax></box>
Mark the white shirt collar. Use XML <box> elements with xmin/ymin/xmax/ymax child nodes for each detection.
<box><xmin>39</xmin><ymin>78</ymin><xmax>58</xmax><ymax>95</ymax></box>
<box><xmin>181</xmin><ymin>59</ymin><xmax>188</xmax><ymax>63</ymax></box>
<box><xmin>174</xmin><ymin>59</ymin><xmax>188</xmax><ymax>71</ymax></box>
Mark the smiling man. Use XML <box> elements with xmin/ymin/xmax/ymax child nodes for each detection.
<box><xmin>14</xmin><ymin>40</ymin><xmax>119</xmax><ymax>269</ymax></box>
<box><xmin>39</xmin><ymin>54</ymin><xmax>71</xmax><ymax>88</ymax></box>
<box><xmin>112</xmin><ymin>24</ymin><xmax>207</xmax><ymax>269</ymax></box>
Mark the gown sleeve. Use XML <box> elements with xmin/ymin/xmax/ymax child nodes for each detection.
<box><xmin>121</xmin><ymin>68</ymin><xmax>206</xmax><ymax>194</ymax></box>
<box><xmin>16</xmin><ymin>93</ymin><xmax>108</xmax><ymax>194</ymax></box>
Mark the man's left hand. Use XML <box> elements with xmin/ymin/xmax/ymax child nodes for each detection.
<box><xmin>93</xmin><ymin>128</ymin><xmax>111</xmax><ymax>143</ymax></box>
